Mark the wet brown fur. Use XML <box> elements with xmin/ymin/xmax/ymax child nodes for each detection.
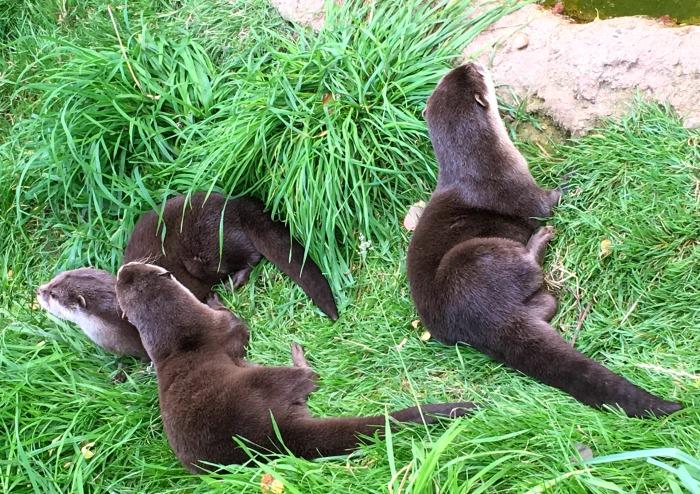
<box><xmin>37</xmin><ymin>268</ymin><xmax>148</xmax><ymax>359</ymax></box>
<box><xmin>115</xmin><ymin>262</ymin><xmax>474</xmax><ymax>472</ymax></box>
<box><xmin>123</xmin><ymin>192</ymin><xmax>338</xmax><ymax>320</ymax></box>
<box><xmin>407</xmin><ymin>63</ymin><xmax>681</xmax><ymax>418</ymax></box>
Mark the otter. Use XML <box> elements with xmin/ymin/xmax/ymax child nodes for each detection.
<box><xmin>123</xmin><ymin>192</ymin><xmax>338</xmax><ymax>320</ymax></box>
<box><xmin>115</xmin><ymin>261</ymin><xmax>474</xmax><ymax>472</ymax></box>
<box><xmin>36</xmin><ymin>268</ymin><xmax>148</xmax><ymax>360</ymax></box>
<box><xmin>406</xmin><ymin>62</ymin><xmax>681</xmax><ymax>418</ymax></box>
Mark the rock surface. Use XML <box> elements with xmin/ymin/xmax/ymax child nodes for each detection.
<box><xmin>467</xmin><ymin>4</ymin><xmax>700</xmax><ymax>133</ymax></box>
<box><xmin>268</xmin><ymin>0</ymin><xmax>325</xmax><ymax>30</ymax></box>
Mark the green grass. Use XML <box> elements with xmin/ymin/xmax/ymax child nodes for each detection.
<box><xmin>1</xmin><ymin>0</ymin><xmax>699</xmax><ymax>492</ymax></box>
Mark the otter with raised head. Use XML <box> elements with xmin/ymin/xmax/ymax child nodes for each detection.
<box><xmin>123</xmin><ymin>192</ymin><xmax>338</xmax><ymax>320</ymax></box>
<box><xmin>37</xmin><ymin>268</ymin><xmax>148</xmax><ymax>359</ymax></box>
<box><xmin>406</xmin><ymin>62</ymin><xmax>681</xmax><ymax>417</ymax></box>
<box><xmin>115</xmin><ymin>261</ymin><xmax>474</xmax><ymax>472</ymax></box>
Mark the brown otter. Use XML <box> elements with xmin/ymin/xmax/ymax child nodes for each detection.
<box><xmin>123</xmin><ymin>192</ymin><xmax>338</xmax><ymax>320</ymax></box>
<box><xmin>36</xmin><ymin>268</ymin><xmax>148</xmax><ymax>360</ymax></box>
<box><xmin>406</xmin><ymin>62</ymin><xmax>681</xmax><ymax>417</ymax></box>
<box><xmin>115</xmin><ymin>261</ymin><xmax>474</xmax><ymax>472</ymax></box>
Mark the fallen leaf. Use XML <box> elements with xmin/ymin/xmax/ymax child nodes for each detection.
<box><xmin>321</xmin><ymin>93</ymin><xmax>334</xmax><ymax>105</ymax></box>
<box><xmin>63</xmin><ymin>462</ymin><xmax>73</xmax><ymax>469</ymax></box>
<box><xmin>403</xmin><ymin>201</ymin><xmax>426</xmax><ymax>231</ymax></box>
<box><xmin>599</xmin><ymin>239</ymin><xmax>613</xmax><ymax>258</ymax></box>
<box><xmin>261</xmin><ymin>473</ymin><xmax>284</xmax><ymax>494</ymax></box>
<box><xmin>37</xmin><ymin>340</ymin><xmax>46</xmax><ymax>348</ymax></box>
<box><xmin>31</xmin><ymin>301</ymin><xmax>40</xmax><ymax>310</ymax></box>
<box><xmin>411</xmin><ymin>319</ymin><xmax>421</xmax><ymax>329</ymax></box>
<box><xmin>7</xmin><ymin>269</ymin><xmax>13</xmax><ymax>279</ymax></box>
<box><xmin>551</xmin><ymin>1</ymin><xmax>564</xmax><ymax>15</ymax></box>
<box><xmin>48</xmin><ymin>435</ymin><xmax>62</xmax><ymax>456</ymax></box>
<box><xmin>395</xmin><ymin>337</ymin><xmax>408</xmax><ymax>350</ymax></box>
<box><xmin>81</xmin><ymin>442</ymin><xmax>95</xmax><ymax>460</ymax></box>
<box><xmin>419</xmin><ymin>330</ymin><xmax>431</xmax><ymax>342</ymax></box>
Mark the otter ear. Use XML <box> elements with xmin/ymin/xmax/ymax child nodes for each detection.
<box><xmin>474</xmin><ymin>92</ymin><xmax>488</xmax><ymax>109</ymax></box>
<box><xmin>77</xmin><ymin>295</ymin><xmax>87</xmax><ymax>308</ymax></box>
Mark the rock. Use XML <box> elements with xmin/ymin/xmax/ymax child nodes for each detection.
<box><xmin>684</xmin><ymin>116</ymin><xmax>700</xmax><ymax>129</ymax></box>
<box><xmin>512</xmin><ymin>33</ymin><xmax>529</xmax><ymax>50</ymax></box>
<box><xmin>268</xmin><ymin>0</ymin><xmax>325</xmax><ymax>30</ymax></box>
<box><xmin>467</xmin><ymin>4</ymin><xmax>700</xmax><ymax>135</ymax></box>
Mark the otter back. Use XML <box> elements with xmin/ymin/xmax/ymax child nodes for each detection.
<box><xmin>407</xmin><ymin>63</ymin><xmax>681</xmax><ymax>418</ymax></box>
<box><xmin>123</xmin><ymin>192</ymin><xmax>338</xmax><ymax>319</ymax></box>
<box><xmin>115</xmin><ymin>262</ymin><xmax>474</xmax><ymax>472</ymax></box>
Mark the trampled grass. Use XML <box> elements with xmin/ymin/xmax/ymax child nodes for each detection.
<box><xmin>1</xmin><ymin>0</ymin><xmax>699</xmax><ymax>493</ymax></box>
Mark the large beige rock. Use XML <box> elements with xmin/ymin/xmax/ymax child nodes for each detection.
<box><xmin>467</xmin><ymin>4</ymin><xmax>700</xmax><ymax>133</ymax></box>
<box><xmin>268</xmin><ymin>0</ymin><xmax>325</xmax><ymax>30</ymax></box>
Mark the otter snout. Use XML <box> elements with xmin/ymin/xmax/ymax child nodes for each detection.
<box><xmin>35</xmin><ymin>284</ymin><xmax>50</xmax><ymax>310</ymax></box>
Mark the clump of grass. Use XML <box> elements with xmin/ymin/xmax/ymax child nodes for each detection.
<box><xmin>179</xmin><ymin>0</ymin><xmax>516</xmax><ymax>291</ymax></box>
<box><xmin>7</xmin><ymin>0</ymin><xmax>517</xmax><ymax>293</ymax></box>
<box><xmin>12</xmin><ymin>23</ymin><xmax>219</xmax><ymax>260</ymax></box>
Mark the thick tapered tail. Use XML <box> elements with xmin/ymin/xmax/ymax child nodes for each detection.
<box><xmin>282</xmin><ymin>402</ymin><xmax>475</xmax><ymax>459</ymax></box>
<box><xmin>492</xmin><ymin>321</ymin><xmax>682</xmax><ymax>418</ymax></box>
<box><xmin>236</xmin><ymin>198</ymin><xmax>339</xmax><ymax>320</ymax></box>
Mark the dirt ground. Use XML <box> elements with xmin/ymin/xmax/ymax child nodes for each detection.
<box><xmin>467</xmin><ymin>3</ymin><xmax>700</xmax><ymax>134</ymax></box>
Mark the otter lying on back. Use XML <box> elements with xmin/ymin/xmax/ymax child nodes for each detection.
<box><xmin>116</xmin><ymin>262</ymin><xmax>474</xmax><ymax>472</ymax></box>
<box><xmin>123</xmin><ymin>192</ymin><xmax>338</xmax><ymax>320</ymax></box>
<box><xmin>407</xmin><ymin>62</ymin><xmax>681</xmax><ymax>417</ymax></box>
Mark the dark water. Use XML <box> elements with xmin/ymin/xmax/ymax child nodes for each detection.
<box><xmin>542</xmin><ymin>0</ymin><xmax>700</xmax><ymax>24</ymax></box>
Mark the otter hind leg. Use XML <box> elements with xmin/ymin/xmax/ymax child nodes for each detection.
<box><xmin>290</xmin><ymin>342</ymin><xmax>311</xmax><ymax>368</ymax></box>
<box><xmin>526</xmin><ymin>226</ymin><xmax>555</xmax><ymax>265</ymax></box>
<box><xmin>527</xmin><ymin>290</ymin><xmax>558</xmax><ymax>322</ymax></box>
<box><xmin>230</xmin><ymin>266</ymin><xmax>253</xmax><ymax>289</ymax></box>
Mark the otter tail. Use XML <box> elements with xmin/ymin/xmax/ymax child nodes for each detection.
<box><xmin>490</xmin><ymin>320</ymin><xmax>682</xmax><ymax>418</ymax></box>
<box><xmin>282</xmin><ymin>402</ymin><xmax>475</xmax><ymax>459</ymax></box>
<box><xmin>235</xmin><ymin>198</ymin><xmax>339</xmax><ymax>320</ymax></box>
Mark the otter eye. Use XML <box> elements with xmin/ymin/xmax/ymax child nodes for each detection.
<box><xmin>158</xmin><ymin>271</ymin><xmax>174</xmax><ymax>279</ymax></box>
<box><xmin>77</xmin><ymin>295</ymin><xmax>87</xmax><ymax>308</ymax></box>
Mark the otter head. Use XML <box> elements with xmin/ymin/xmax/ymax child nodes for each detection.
<box><xmin>423</xmin><ymin>62</ymin><xmax>496</xmax><ymax>124</ymax></box>
<box><xmin>423</xmin><ymin>62</ymin><xmax>516</xmax><ymax>189</ymax></box>
<box><xmin>37</xmin><ymin>268</ymin><xmax>115</xmax><ymax>321</ymax></box>
<box><xmin>116</xmin><ymin>262</ymin><xmax>248</xmax><ymax>363</ymax></box>
<box><xmin>37</xmin><ymin>268</ymin><xmax>148</xmax><ymax>359</ymax></box>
